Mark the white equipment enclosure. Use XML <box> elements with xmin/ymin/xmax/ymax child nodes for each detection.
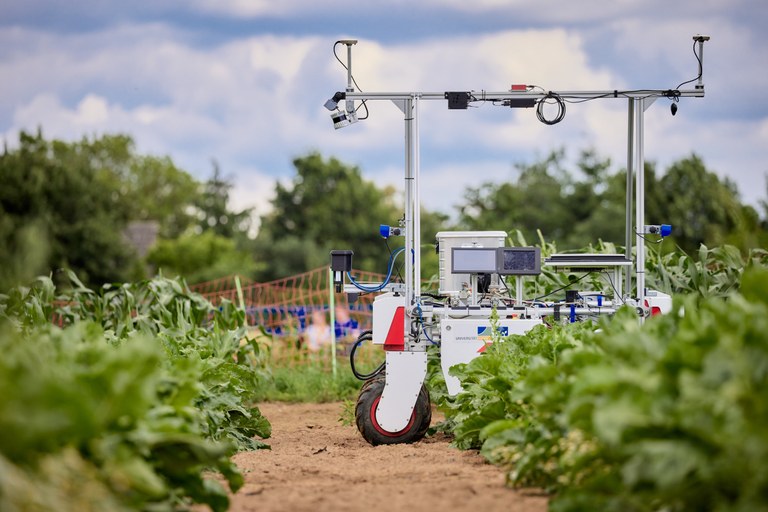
<box><xmin>326</xmin><ymin>36</ymin><xmax>709</xmax><ymax>445</ymax></box>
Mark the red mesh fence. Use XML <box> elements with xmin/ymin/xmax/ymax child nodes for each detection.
<box><xmin>194</xmin><ymin>267</ymin><xmax>388</xmax><ymax>368</ymax></box>
<box><xmin>189</xmin><ymin>274</ymin><xmax>253</xmax><ymax>296</ymax></box>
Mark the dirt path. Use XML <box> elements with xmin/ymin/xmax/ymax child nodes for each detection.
<box><xmin>230</xmin><ymin>402</ymin><xmax>548</xmax><ymax>512</ymax></box>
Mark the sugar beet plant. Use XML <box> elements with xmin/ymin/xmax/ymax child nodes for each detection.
<box><xmin>435</xmin><ymin>267</ymin><xmax>768</xmax><ymax>512</ymax></box>
<box><xmin>0</xmin><ymin>273</ymin><xmax>271</xmax><ymax>512</ymax></box>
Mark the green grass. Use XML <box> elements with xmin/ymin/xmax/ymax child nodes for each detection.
<box><xmin>255</xmin><ymin>334</ymin><xmax>385</xmax><ymax>403</ymax></box>
<box><xmin>254</xmin><ymin>364</ymin><xmax>368</xmax><ymax>403</ymax></box>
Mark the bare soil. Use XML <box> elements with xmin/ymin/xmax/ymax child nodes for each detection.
<box><xmin>230</xmin><ymin>402</ymin><xmax>548</xmax><ymax>512</ymax></box>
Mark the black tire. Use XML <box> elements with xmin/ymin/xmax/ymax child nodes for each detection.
<box><xmin>354</xmin><ymin>373</ymin><xmax>431</xmax><ymax>445</ymax></box>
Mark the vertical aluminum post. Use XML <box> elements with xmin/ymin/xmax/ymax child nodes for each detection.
<box><xmin>634</xmin><ymin>97</ymin><xmax>646</xmax><ymax>311</ymax></box>
<box><xmin>413</xmin><ymin>96</ymin><xmax>421</xmax><ymax>303</ymax></box>
<box><xmin>403</xmin><ymin>97</ymin><xmax>415</xmax><ymax>343</ymax></box>
<box><xmin>345</xmin><ymin>44</ymin><xmax>354</xmax><ymax>89</ymax></box>
<box><xmin>695</xmin><ymin>36</ymin><xmax>709</xmax><ymax>89</ymax></box>
<box><xmin>624</xmin><ymin>99</ymin><xmax>634</xmax><ymax>297</ymax></box>
<box><xmin>344</xmin><ymin>42</ymin><xmax>356</xmax><ymax>113</ymax></box>
<box><xmin>515</xmin><ymin>276</ymin><xmax>524</xmax><ymax>307</ymax></box>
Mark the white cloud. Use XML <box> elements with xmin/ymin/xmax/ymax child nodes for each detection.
<box><xmin>1</xmin><ymin>13</ymin><xmax>766</xmax><ymax>241</ymax></box>
<box><xmin>184</xmin><ymin>0</ymin><xmax>737</xmax><ymax>24</ymax></box>
<box><xmin>427</xmin><ymin>0</ymin><xmax>731</xmax><ymax>20</ymax></box>
<box><xmin>191</xmin><ymin>0</ymin><xmax>296</xmax><ymax>17</ymax></box>
<box><xmin>2</xmin><ymin>26</ymin><xmax>329</xmax><ymax>173</ymax></box>
<box><xmin>226</xmin><ymin>167</ymin><xmax>278</xmax><ymax>235</ymax></box>
<box><xmin>74</xmin><ymin>95</ymin><xmax>109</xmax><ymax>124</ymax></box>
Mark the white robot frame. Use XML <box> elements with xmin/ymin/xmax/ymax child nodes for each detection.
<box><xmin>326</xmin><ymin>36</ymin><xmax>709</xmax><ymax>444</ymax></box>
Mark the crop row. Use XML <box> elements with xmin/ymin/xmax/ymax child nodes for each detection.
<box><xmin>431</xmin><ymin>265</ymin><xmax>768</xmax><ymax>511</ymax></box>
<box><xmin>0</xmin><ymin>273</ymin><xmax>271</xmax><ymax>511</ymax></box>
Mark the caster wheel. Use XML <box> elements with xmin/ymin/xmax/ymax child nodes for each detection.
<box><xmin>355</xmin><ymin>373</ymin><xmax>431</xmax><ymax>445</ymax></box>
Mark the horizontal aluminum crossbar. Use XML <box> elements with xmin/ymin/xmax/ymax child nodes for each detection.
<box><xmin>341</xmin><ymin>89</ymin><xmax>704</xmax><ymax>101</ymax></box>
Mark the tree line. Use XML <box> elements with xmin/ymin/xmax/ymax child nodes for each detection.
<box><xmin>1</xmin><ymin>130</ymin><xmax>765</xmax><ymax>290</ymax></box>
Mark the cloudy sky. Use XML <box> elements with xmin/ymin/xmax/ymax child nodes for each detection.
<box><xmin>3</xmin><ymin>1</ymin><xmax>767</xmax><ymax>229</ymax></box>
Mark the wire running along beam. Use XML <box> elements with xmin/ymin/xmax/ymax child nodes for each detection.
<box><xmin>340</xmin><ymin>89</ymin><xmax>704</xmax><ymax>101</ymax></box>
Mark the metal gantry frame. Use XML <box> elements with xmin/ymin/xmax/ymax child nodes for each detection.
<box><xmin>330</xmin><ymin>36</ymin><xmax>708</xmax><ymax>346</ymax></box>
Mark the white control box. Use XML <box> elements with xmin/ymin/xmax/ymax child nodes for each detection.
<box><xmin>436</xmin><ymin>231</ymin><xmax>507</xmax><ymax>296</ymax></box>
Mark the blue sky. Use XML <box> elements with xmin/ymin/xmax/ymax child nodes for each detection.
<box><xmin>3</xmin><ymin>0</ymin><xmax>767</xmax><ymax>229</ymax></box>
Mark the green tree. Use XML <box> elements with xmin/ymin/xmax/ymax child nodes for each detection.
<box><xmin>458</xmin><ymin>150</ymin><xmax>603</xmax><ymax>246</ymax></box>
<box><xmin>0</xmin><ymin>131</ymin><xmax>138</xmax><ymax>288</ymax></box>
<box><xmin>420</xmin><ymin>208</ymin><xmax>451</xmax><ymax>283</ymax></box>
<box><xmin>456</xmin><ymin>149</ymin><xmax>767</xmax><ymax>254</ymax></box>
<box><xmin>144</xmin><ymin>162</ymin><xmax>259</xmax><ymax>283</ymax></box>
<box><xmin>0</xmin><ymin>131</ymin><xmax>219</xmax><ymax>288</ymax></box>
<box><xmin>121</xmin><ymin>154</ymin><xmax>199</xmax><ymax>238</ymax></box>
<box><xmin>563</xmin><ymin>159</ymin><xmax>667</xmax><ymax>249</ymax></box>
<box><xmin>146</xmin><ymin>230</ymin><xmax>257</xmax><ymax>284</ymax></box>
<box><xmin>195</xmin><ymin>161</ymin><xmax>253</xmax><ymax>240</ymax></box>
<box><xmin>655</xmin><ymin>155</ymin><xmax>763</xmax><ymax>253</ymax></box>
<box><xmin>0</xmin><ymin>220</ymin><xmax>49</xmax><ymax>292</ymax></box>
<box><xmin>255</xmin><ymin>152</ymin><xmax>442</xmax><ymax>280</ymax></box>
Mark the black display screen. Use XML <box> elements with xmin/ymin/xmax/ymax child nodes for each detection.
<box><xmin>497</xmin><ymin>247</ymin><xmax>541</xmax><ymax>275</ymax></box>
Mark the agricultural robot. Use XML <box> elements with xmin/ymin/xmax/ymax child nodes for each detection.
<box><xmin>325</xmin><ymin>36</ymin><xmax>709</xmax><ymax>445</ymax></box>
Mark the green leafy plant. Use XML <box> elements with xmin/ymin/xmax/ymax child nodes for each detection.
<box><xmin>436</xmin><ymin>267</ymin><xmax>768</xmax><ymax>511</ymax></box>
<box><xmin>338</xmin><ymin>399</ymin><xmax>356</xmax><ymax>427</ymax></box>
<box><xmin>646</xmin><ymin>243</ymin><xmax>768</xmax><ymax>298</ymax></box>
<box><xmin>0</xmin><ymin>273</ymin><xmax>272</xmax><ymax>511</ymax></box>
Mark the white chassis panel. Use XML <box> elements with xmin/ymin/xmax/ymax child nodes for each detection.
<box><xmin>441</xmin><ymin>318</ymin><xmax>541</xmax><ymax>396</ymax></box>
<box><xmin>376</xmin><ymin>351</ymin><xmax>428</xmax><ymax>432</ymax></box>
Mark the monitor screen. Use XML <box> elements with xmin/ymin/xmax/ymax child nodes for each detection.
<box><xmin>451</xmin><ymin>247</ymin><xmax>497</xmax><ymax>274</ymax></box>
<box><xmin>496</xmin><ymin>247</ymin><xmax>541</xmax><ymax>275</ymax></box>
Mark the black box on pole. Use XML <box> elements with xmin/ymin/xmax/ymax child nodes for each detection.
<box><xmin>330</xmin><ymin>250</ymin><xmax>354</xmax><ymax>272</ymax></box>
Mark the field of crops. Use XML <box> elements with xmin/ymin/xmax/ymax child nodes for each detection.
<box><xmin>1</xmin><ymin>242</ymin><xmax>767</xmax><ymax>511</ymax></box>
<box><xmin>428</xmin><ymin>263</ymin><xmax>768</xmax><ymax>511</ymax></box>
<box><xmin>0</xmin><ymin>273</ymin><xmax>271</xmax><ymax>511</ymax></box>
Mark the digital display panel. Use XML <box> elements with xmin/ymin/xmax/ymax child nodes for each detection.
<box><xmin>496</xmin><ymin>247</ymin><xmax>541</xmax><ymax>275</ymax></box>
<box><xmin>451</xmin><ymin>247</ymin><xmax>497</xmax><ymax>274</ymax></box>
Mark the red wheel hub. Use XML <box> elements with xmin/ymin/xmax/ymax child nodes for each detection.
<box><xmin>370</xmin><ymin>395</ymin><xmax>417</xmax><ymax>437</ymax></box>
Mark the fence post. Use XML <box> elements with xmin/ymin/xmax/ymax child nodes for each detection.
<box><xmin>234</xmin><ymin>276</ymin><xmax>246</xmax><ymax>315</ymax></box>
<box><xmin>329</xmin><ymin>268</ymin><xmax>337</xmax><ymax>378</ymax></box>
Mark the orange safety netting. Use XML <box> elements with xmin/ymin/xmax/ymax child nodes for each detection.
<box><xmin>188</xmin><ymin>274</ymin><xmax>254</xmax><ymax>296</ymax></box>
<box><xmin>192</xmin><ymin>266</ymin><xmax>387</xmax><ymax>348</ymax></box>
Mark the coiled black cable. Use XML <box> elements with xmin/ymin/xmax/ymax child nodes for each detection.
<box><xmin>350</xmin><ymin>330</ymin><xmax>385</xmax><ymax>380</ymax></box>
<box><xmin>536</xmin><ymin>92</ymin><xmax>566</xmax><ymax>125</ymax></box>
